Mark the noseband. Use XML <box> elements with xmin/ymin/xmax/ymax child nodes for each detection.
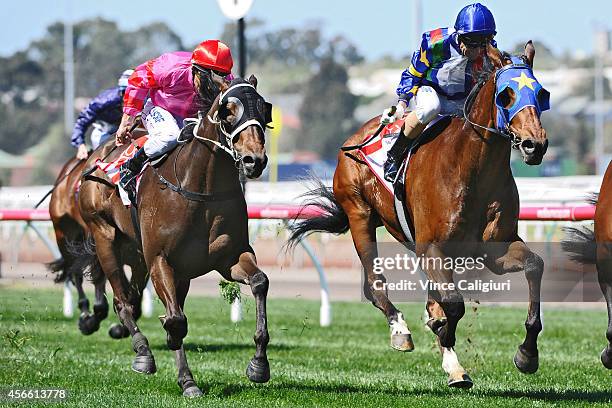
<box><xmin>153</xmin><ymin>82</ymin><xmax>270</xmax><ymax>202</ymax></box>
<box><xmin>185</xmin><ymin>82</ymin><xmax>269</xmax><ymax>168</ymax></box>
<box><xmin>463</xmin><ymin>57</ymin><xmax>547</xmax><ymax>151</ymax></box>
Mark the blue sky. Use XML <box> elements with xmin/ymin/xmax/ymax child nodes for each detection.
<box><xmin>2</xmin><ymin>0</ymin><xmax>610</xmax><ymax>60</ymax></box>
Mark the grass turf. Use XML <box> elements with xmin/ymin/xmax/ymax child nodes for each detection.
<box><xmin>0</xmin><ymin>287</ymin><xmax>611</xmax><ymax>407</ymax></box>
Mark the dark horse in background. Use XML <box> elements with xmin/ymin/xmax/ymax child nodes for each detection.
<box><xmin>289</xmin><ymin>42</ymin><xmax>550</xmax><ymax>388</ymax></box>
<box><xmin>48</xmin><ymin>156</ymin><xmax>134</xmax><ymax>339</ymax></box>
<box><xmin>563</xmin><ymin>160</ymin><xmax>612</xmax><ymax>368</ymax></box>
<box><xmin>78</xmin><ymin>75</ymin><xmax>271</xmax><ymax>396</ymax></box>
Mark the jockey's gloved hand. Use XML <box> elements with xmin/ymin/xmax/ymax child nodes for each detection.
<box><xmin>76</xmin><ymin>144</ymin><xmax>88</xmax><ymax>160</ymax></box>
<box><xmin>380</xmin><ymin>104</ymin><xmax>405</xmax><ymax>126</ymax></box>
<box><xmin>116</xmin><ymin>113</ymin><xmax>136</xmax><ymax>146</ymax></box>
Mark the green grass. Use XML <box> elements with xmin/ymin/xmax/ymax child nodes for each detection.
<box><xmin>0</xmin><ymin>288</ymin><xmax>611</xmax><ymax>407</ymax></box>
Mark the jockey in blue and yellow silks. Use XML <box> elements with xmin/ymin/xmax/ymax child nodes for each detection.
<box><xmin>382</xmin><ymin>3</ymin><xmax>498</xmax><ymax>182</ymax></box>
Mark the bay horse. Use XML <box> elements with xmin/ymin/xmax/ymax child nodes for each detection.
<box><xmin>48</xmin><ymin>149</ymin><xmax>143</xmax><ymax>339</ymax></box>
<box><xmin>563</xmin><ymin>160</ymin><xmax>612</xmax><ymax>368</ymax></box>
<box><xmin>48</xmin><ymin>157</ymin><xmax>103</xmax><ymax>334</ymax></box>
<box><xmin>78</xmin><ymin>75</ymin><xmax>271</xmax><ymax>396</ymax></box>
<box><xmin>288</xmin><ymin>42</ymin><xmax>549</xmax><ymax>388</ymax></box>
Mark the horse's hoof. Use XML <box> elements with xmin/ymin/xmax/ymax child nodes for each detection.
<box><xmin>600</xmin><ymin>346</ymin><xmax>612</xmax><ymax>369</ymax></box>
<box><xmin>131</xmin><ymin>354</ymin><xmax>157</xmax><ymax>374</ymax></box>
<box><xmin>93</xmin><ymin>303</ymin><xmax>109</xmax><ymax>321</ymax></box>
<box><xmin>78</xmin><ymin>313</ymin><xmax>100</xmax><ymax>335</ymax></box>
<box><xmin>182</xmin><ymin>385</ymin><xmax>203</xmax><ymax>398</ymax></box>
<box><xmin>447</xmin><ymin>373</ymin><xmax>474</xmax><ymax>389</ymax></box>
<box><xmin>246</xmin><ymin>357</ymin><xmax>270</xmax><ymax>383</ymax></box>
<box><xmin>391</xmin><ymin>333</ymin><xmax>414</xmax><ymax>352</ymax></box>
<box><xmin>108</xmin><ymin>323</ymin><xmax>130</xmax><ymax>339</ymax></box>
<box><xmin>513</xmin><ymin>346</ymin><xmax>539</xmax><ymax>374</ymax></box>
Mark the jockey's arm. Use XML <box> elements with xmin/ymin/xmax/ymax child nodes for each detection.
<box><xmin>115</xmin><ymin>113</ymin><xmax>137</xmax><ymax>146</ymax></box>
<box><xmin>117</xmin><ymin>58</ymin><xmax>159</xmax><ymax>146</ymax></box>
<box><xmin>396</xmin><ymin>33</ymin><xmax>431</xmax><ymax>106</ymax></box>
<box><xmin>381</xmin><ymin>34</ymin><xmax>431</xmax><ymax>125</ymax></box>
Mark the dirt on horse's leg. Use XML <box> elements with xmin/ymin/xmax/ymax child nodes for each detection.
<box><xmin>422</xmin><ymin>244</ymin><xmax>472</xmax><ymax>388</ymax></box>
<box><xmin>597</xmin><ymin>251</ymin><xmax>612</xmax><ymax>369</ymax></box>
<box><xmin>150</xmin><ymin>255</ymin><xmax>187</xmax><ymax>351</ymax></box>
<box><xmin>173</xmin><ymin>279</ymin><xmax>202</xmax><ymax>397</ymax></box>
<box><xmin>230</xmin><ymin>251</ymin><xmax>270</xmax><ymax>383</ymax></box>
<box><xmin>347</xmin><ymin>209</ymin><xmax>413</xmax><ymax>351</ymax></box>
<box><xmin>93</xmin><ymin>227</ymin><xmax>156</xmax><ymax>374</ymax></box>
<box><xmin>485</xmin><ymin>240</ymin><xmax>543</xmax><ymax>374</ymax></box>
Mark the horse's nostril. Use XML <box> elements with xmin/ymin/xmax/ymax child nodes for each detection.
<box><xmin>521</xmin><ymin>140</ymin><xmax>535</xmax><ymax>154</ymax></box>
<box><xmin>243</xmin><ymin>155</ymin><xmax>255</xmax><ymax>165</ymax></box>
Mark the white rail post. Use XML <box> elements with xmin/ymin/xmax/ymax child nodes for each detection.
<box><xmin>26</xmin><ymin>222</ymin><xmax>73</xmax><ymax>317</ymax></box>
<box><xmin>296</xmin><ymin>233</ymin><xmax>331</xmax><ymax>327</ymax></box>
<box><xmin>63</xmin><ymin>280</ymin><xmax>74</xmax><ymax>317</ymax></box>
<box><xmin>142</xmin><ymin>278</ymin><xmax>154</xmax><ymax>318</ymax></box>
<box><xmin>231</xmin><ymin>298</ymin><xmax>243</xmax><ymax>323</ymax></box>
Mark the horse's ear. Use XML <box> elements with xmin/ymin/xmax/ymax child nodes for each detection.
<box><xmin>247</xmin><ymin>74</ymin><xmax>258</xmax><ymax>89</ymax></box>
<box><xmin>524</xmin><ymin>40</ymin><xmax>535</xmax><ymax>68</ymax></box>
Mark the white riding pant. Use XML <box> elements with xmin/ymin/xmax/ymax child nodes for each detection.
<box><xmin>90</xmin><ymin>121</ymin><xmax>117</xmax><ymax>149</ymax></box>
<box><xmin>408</xmin><ymin>86</ymin><xmax>465</xmax><ymax>125</ymax></box>
<box><xmin>141</xmin><ymin>99</ymin><xmax>183</xmax><ymax>158</ymax></box>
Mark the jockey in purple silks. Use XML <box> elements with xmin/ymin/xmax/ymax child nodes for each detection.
<box><xmin>71</xmin><ymin>69</ymin><xmax>134</xmax><ymax>160</ymax></box>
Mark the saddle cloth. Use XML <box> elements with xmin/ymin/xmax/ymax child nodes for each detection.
<box><xmin>356</xmin><ymin>119</ymin><xmax>405</xmax><ymax>194</ymax></box>
<box><xmin>357</xmin><ymin>115</ymin><xmax>448</xmax><ymax>194</ymax></box>
<box><xmin>95</xmin><ymin>136</ymin><xmax>148</xmax><ymax>206</ymax></box>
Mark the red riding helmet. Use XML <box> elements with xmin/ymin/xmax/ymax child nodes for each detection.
<box><xmin>191</xmin><ymin>40</ymin><xmax>234</xmax><ymax>75</ymax></box>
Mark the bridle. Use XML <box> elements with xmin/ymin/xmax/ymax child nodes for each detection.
<box><xmin>462</xmin><ymin>58</ymin><xmax>523</xmax><ymax>150</ymax></box>
<box><xmin>152</xmin><ymin>82</ymin><xmax>269</xmax><ymax>202</ymax></box>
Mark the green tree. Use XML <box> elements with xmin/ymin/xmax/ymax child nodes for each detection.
<box><xmin>298</xmin><ymin>57</ymin><xmax>358</xmax><ymax>158</ymax></box>
<box><xmin>0</xmin><ymin>18</ymin><xmax>184</xmax><ymax>156</ymax></box>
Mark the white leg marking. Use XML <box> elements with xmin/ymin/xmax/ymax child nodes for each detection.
<box><xmin>390</xmin><ymin>312</ymin><xmax>411</xmax><ymax>335</ymax></box>
<box><xmin>441</xmin><ymin>347</ymin><xmax>463</xmax><ymax>376</ymax></box>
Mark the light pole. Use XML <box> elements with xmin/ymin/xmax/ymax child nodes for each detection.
<box><xmin>594</xmin><ymin>28</ymin><xmax>608</xmax><ymax>175</ymax></box>
<box><xmin>64</xmin><ymin>2</ymin><xmax>74</xmax><ymax>139</ymax></box>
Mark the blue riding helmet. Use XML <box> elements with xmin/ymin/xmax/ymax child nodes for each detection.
<box><xmin>495</xmin><ymin>57</ymin><xmax>550</xmax><ymax>131</ymax></box>
<box><xmin>455</xmin><ymin>3</ymin><xmax>496</xmax><ymax>36</ymax></box>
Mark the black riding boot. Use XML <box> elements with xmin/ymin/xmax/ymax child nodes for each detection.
<box><xmin>383</xmin><ymin>135</ymin><xmax>413</xmax><ymax>182</ymax></box>
<box><xmin>119</xmin><ymin>148</ymin><xmax>149</xmax><ymax>205</ymax></box>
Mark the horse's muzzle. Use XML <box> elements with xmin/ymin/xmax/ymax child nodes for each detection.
<box><xmin>519</xmin><ymin>139</ymin><xmax>548</xmax><ymax>165</ymax></box>
<box><xmin>243</xmin><ymin>154</ymin><xmax>267</xmax><ymax>179</ymax></box>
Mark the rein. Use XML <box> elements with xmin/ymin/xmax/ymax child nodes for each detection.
<box><xmin>150</xmin><ymin>101</ymin><xmax>248</xmax><ymax>203</ymax></box>
<box><xmin>149</xmin><ymin>81</ymin><xmax>269</xmax><ymax>203</ymax></box>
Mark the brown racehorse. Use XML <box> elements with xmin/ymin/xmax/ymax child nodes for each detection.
<box><xmin>563</xmin><ymin>160</ymin><xmax>612</xmax><ymax>368</ymax></box>
<box><xmin>288</xmin><ymin>43</ymin><xmax>549</xmax><ymax>388</ymax></box>
<box><xmin>48</xmin><ymin>149</ymin><xmax>142</xmax><ymax>339</ymax></box>
<box><xmin>78</xmin><ymin>75</ymin><xmax>270</xmax><ymax>396</ymax></box>
<box><xmin>48</xmin><ymin>156</ymin><xmax>113</xmax><ymax>335</ymax></box>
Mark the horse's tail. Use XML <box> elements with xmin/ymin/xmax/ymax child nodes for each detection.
<box><xmin>562</xmin><ymin>226</ymin><xmax>597</xmax><ymax>265</ymax></box>
<box><xmin>65</xmin><ymin>235</ymin><xmax>105</xmax><ymax>284</ymax></box>
<box><xmin>587</xmin><ymin>192</ymin><xmax>599</xmax><ymax>206</ymax></box>
<box><xmin>285</xmin><ymin>176</ymin><xmax>349</xmax><ymax>251</ymax></box>
<box><xmin>47</xmin><ymin>257</ymin><xmax>69</xmax><ymax>283</ymax></box>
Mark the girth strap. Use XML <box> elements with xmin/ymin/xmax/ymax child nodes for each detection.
<box><xmin>154</xmin><ymin>170</ymin><xmax>242</xmax><ymax>202</ymax></box>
